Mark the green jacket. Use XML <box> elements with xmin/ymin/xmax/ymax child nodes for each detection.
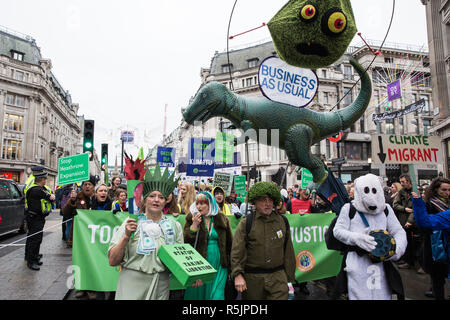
<box><xmin>184</xmin><ymin>211</ymin><xmax>233</xmax><ymax>270</ymax></box>
<box><xmin>230</xmin><ymin>211</ymin><xmax>296</xmax><ymax>282</ymax></box>
<box><xmin>393</xmin><ymin>188</ymin><xmax>415</xmax><ymax>226</ymax></box>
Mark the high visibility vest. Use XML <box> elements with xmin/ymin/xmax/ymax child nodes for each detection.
<box><xmin>221</xmin><ymin>203</ymin><xmax>231</xmax><ymax>216</ymax></box>
<box><xmin>24</xmin><ymin>183</ymin><xmax>52</xmax><ymax>215</ymax></box>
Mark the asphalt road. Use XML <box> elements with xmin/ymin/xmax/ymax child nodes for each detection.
<box><xmin>0</xmin><ymin>212</ymin><xmax>64</xmax><ymax>259</ymax></box>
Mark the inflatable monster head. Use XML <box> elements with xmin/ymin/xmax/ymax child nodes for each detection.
<box><xmin>268</xmin><ymin>0</ymin><xmax>357</xmax><ymax>69</ymax></box>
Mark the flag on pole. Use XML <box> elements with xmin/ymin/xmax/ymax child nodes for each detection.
<box><xmin>137</xmin><ymin>147</ymin><xmax>145</xmax><ymax>160</ymax></box>
<box><xmin>317</xmin><ymin>171</ymin><xmax>350</xmax><ymax>214</ymax></box>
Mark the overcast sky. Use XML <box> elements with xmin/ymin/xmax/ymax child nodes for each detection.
<box><xmin>2</xmin><ymin>0</ymin><xmax>428</xmax><ymax>163</ymax></box>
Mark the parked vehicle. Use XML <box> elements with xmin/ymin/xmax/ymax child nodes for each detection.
<box><xmin>0</xmin><ymin>179</ymin><xmax>27</xmax><ymax>236</ymax></box>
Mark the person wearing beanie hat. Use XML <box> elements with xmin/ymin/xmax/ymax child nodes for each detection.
<box><xmin>108</xmin><ymin>165</ymin><xmax>184</xmax><ymax>300</ymax></box>
<box><xmin>231</xmin><ymin>181</ymin><xmax>296</xmax><ymax>300</ymax></box>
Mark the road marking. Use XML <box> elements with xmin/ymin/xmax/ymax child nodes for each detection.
<box><xmin>0</xmin><ymin>244</ymin><xmax>25</xmax><ymax>247</ymax></box>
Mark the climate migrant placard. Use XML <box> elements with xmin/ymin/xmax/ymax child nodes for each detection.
<box><xmin>372</xmin><ymin>134</ymin><xmax>442</xmax><ymax>165</ymax></box>
<box><xmin>72</xmin><ymin>210</ymin><xmax>342</xmax><ymax>291</ymax></box>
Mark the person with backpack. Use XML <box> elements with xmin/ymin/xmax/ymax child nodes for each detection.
<box><xmin>230</xmin><ymin>182</ymin><xmax>296</xmax><ymax>300</ymax></box>
<box><xmin>331</xmin><ymin>174</ymin><xmax>407</xmax><ymax>300</ymax></box>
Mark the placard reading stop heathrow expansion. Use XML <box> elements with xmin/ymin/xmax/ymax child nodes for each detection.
<box><xmin>58</xmin><ymin>153</ymin><xmax>90</xmax><ymax>185</ymax></box>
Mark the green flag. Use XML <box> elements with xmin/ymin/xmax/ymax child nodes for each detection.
<box><xmin>137</xmin><ymin>147</ymin><xmax>144</xmax><ymax>160</ymax></box>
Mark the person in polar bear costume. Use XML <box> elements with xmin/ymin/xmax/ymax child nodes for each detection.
<box><xmin>333</xmin><ymin>174</ymin><xmax>407</xmax><ymax>300</ymax></box>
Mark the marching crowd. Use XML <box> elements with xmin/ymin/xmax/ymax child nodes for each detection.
<box><xmin>24</xmin><ymin>165</ymin><xmax>449</xmax><ymax>301</ymax></box>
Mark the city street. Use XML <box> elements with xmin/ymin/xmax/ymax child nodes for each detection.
<box><xmin>0</xmin><ymin>211</ymin><xmax>447</xmax><ymax>301</ymax></box>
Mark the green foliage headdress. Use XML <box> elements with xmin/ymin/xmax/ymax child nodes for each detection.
<box><xmin>248</xmin><ymin>182</ymin><xmax>281</xmax><ymax>206</ymax></box>
<box><xmin>142</xmin><ymin>163</ymin><xmax>180</xmax><ymax>200</ymax></box>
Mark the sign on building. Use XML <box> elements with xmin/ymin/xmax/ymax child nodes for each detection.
<box><xmin>372</xmin><ymin>134</ymin><xmax>442</xmax><ymax>165</ymax></box>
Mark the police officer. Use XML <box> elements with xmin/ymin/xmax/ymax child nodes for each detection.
<box><xmin>24</xmin><ymin>166</ymin><xmax>55</xmax><ymax>270</ymax></box>
<box><xmin>231</xmin><ymin>182</ymin><xmax>296</xmax><ymax>300</ymax></box>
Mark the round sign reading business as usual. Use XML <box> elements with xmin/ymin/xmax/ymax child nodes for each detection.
<box><xmin>258</xmin><ymin>56</ymin><xmax>319</xmax><ymax>108</ymax></box>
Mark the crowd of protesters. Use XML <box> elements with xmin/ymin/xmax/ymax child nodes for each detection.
<box><xmin>52</xmin><ymin>171</ymin><xmax>449</xmax><ymax>301</ymax></box>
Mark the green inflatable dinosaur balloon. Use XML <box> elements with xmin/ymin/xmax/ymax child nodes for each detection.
<box><xmin>183</xmin><ymin>0</ymin><xmax>370</xmax><ymax>184</ymax></box>
<box><xmin>268</xmin><ymin>0</ymin><xmax>357</xmax><ymax>69</ymax></box>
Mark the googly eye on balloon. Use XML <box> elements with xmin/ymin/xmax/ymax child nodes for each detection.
<box><xmin>321</xmin><ymin>8</ymin><xmax>347</xmax><ymax>37</ymax></box>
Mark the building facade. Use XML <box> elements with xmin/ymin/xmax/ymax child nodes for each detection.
<box><xmin>422</xmin><ymin>0</ymin><xmax>450</xmax><ymax>178</ymax></box>
<box><xmin>0</xmin><ymin>27</ymin><xmax>82</xmax><ymax>188</ymax></box>
<box><xmin>158</xmin><ymin>38</ymin><xmax>438</xmax><ymax>187</ymax></box>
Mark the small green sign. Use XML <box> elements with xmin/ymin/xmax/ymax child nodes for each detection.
<box><xmin>215</xmin><ymin>132</ymin><xmax>235</xmax><ymax>164</ymax></box>
<box><xmin>234</xmin><ymin>175</ymin><xmax>246</xmax><ymax>193</ymax></box>
<box><xmin>58</xmin><ymin>153</ymin><xmax>90</xmax><ymax>186</ymax></box>
<box><xmin>158</xmin><ymin>243</ymin><xmax>217</xmax><ymax>287</ymax></box>
<box><xmin>301</xmin><ymin>168</ymin><xmax>313</xmax><ymax>189</ymax></box>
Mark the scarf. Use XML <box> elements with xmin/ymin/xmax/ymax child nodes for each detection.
<box><xmin>429</xmin><ymin>196</ymin><xmax>449</xmax><ymax>212</ymax></box>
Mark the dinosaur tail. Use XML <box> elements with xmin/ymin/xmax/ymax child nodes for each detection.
<box><xmin>325</xmin><ymin>58</ymin><xmax>372</xmax><ymax>135</ymax></box>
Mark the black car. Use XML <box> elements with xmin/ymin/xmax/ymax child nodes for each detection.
<box><xmin>0</xmin><ymin>178</ymin><xmax>27</xmax><ymax>236</ymax></box>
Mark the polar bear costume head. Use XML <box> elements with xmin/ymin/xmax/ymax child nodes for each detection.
<box><xmin>352</xmin><ymin>174</ymin><xmax>386</xmax><ymax>215</ymax></box>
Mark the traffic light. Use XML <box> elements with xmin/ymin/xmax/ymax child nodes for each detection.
<box><xmin>83</xmin><ymin>120</ymin><xmax>94</xmax><ymax>160</ymax></box>
<box><xmin>101</xmin><ymin>144</ymin><xmax>108</xmax><ymax>171</ymax></box>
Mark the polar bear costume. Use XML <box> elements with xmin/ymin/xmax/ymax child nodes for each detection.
<box><xmin>333</xmin><ymin>174</ymin><xmax>407</xmax><ymax>300</ymax></box>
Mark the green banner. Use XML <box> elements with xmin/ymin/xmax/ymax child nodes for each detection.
<box><xmin>58</xmin><ymin>153</ymin><xmax>90</xmax><ymax>185</ymax></box>
<box><xmin>215</xmin><ymin>132</ymin><xmax>235</xmax><ymax>164</ymax></box>
<box><xmin>72</xmin><ymin>210</ymin><xmax>342</xmax><ymax>291</ymax></box>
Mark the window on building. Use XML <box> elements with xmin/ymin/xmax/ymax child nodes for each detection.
<box><xmin>5</xmin><ymin>93</ymin><xmax>25</xmax><ymax>107</ymax></box>
<box><xmin>344</xmin><ymin>65</ymin><xmax>352</xmax><ymax>80</ymax></box>
<box><xmin>222</xmin><ymin>64</ymin><xmax>232</xmax><ymax>73</ymax></box>
<box><xmin>246</xmin><ymin>77</ymin><xmax>253</xmax><ymax>87</ymax></box>
<box><xmin>420</xmin><ymin>94</ymin><xmax>430</xmax><ymax>115</ymax></box>
<box><xmin>322</xmin><ymin>70</ymin><xmax>327</xmax><ymax>78</ymax></box>
<box><xmin>385</xmin><ymin>119</ymin><xmax>395</xmax><ymax>134</ymax></box>
<box><xmin>326</xmin><ymin>139</ymin><xmax>331</xmax><ymax>158</ymax></box>
<box><xmin>423</xmin><ymin>119</ymin><xmax>431</xmax><ymax>136</ymax></box>
<box><xmin>3</xmin><ymin>114</ymin><xmax>24</xmax><ymax>132</ymax></box>
<box><xmin>323</xmin><ymin>92</ymin><xmax>329</xmax><ymax>105</ymax></box>
<box><xmin>345</xmin><ymin>142</ymin><xmax>370</xmax><ymax>161</ymax></box>
<box><xmin>399</xmin><ymin>117</ymin><xmax>405</xmax><ymax>135</ymax></box>
<box><xmin>359</xmin><ymin>116</ymin><xmax>365</xmax><ymax>132</ymax></box>
<box><xmin>248</xmin><ymin>142</ymin><xmax>259</xmax><ymax>162</ymax></box>
<box><xmin>384</xmin><ymin>57</ymin><xmax>393</xmax><ymax>64</ymax></box>
<box><xmin>11</xmin><ymin>51</ymin><xmax>24</xmax><ymax>61</ymax></box>
<box><xmin>2</xmin><ymin>139</ymin><xmax>22</xmax><ymax>160</ymax></box>
<box><xmin>248</xmin><ymin>58</ymin><xmax>259</xmax><ymax>68</ymax></box>
<box><xmin>343</xmin><ymin>87</ymin><xmax>353</xmax><ymax>106</ymax></box>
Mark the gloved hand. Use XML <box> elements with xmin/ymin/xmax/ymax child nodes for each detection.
<box><xmin>353</xmin><ymin>228</ymin><xmax>377</xmax><ymax>252</ymax></box>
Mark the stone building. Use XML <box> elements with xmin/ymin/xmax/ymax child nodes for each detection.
<box><xmin>421</xmin><ymin>0</ymin><xmax>450</xmax><ymax>178</ymax></box>
<box><xmin>0</xmin><ymin>27</ymin><xmax>82</xmax><ymax>187</ymax></box>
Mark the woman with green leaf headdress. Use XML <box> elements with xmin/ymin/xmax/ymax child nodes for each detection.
<box><xmin>108</xmin><ymin>165</ymin><xmax>184</xmax><ymax>300</ymax></box>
